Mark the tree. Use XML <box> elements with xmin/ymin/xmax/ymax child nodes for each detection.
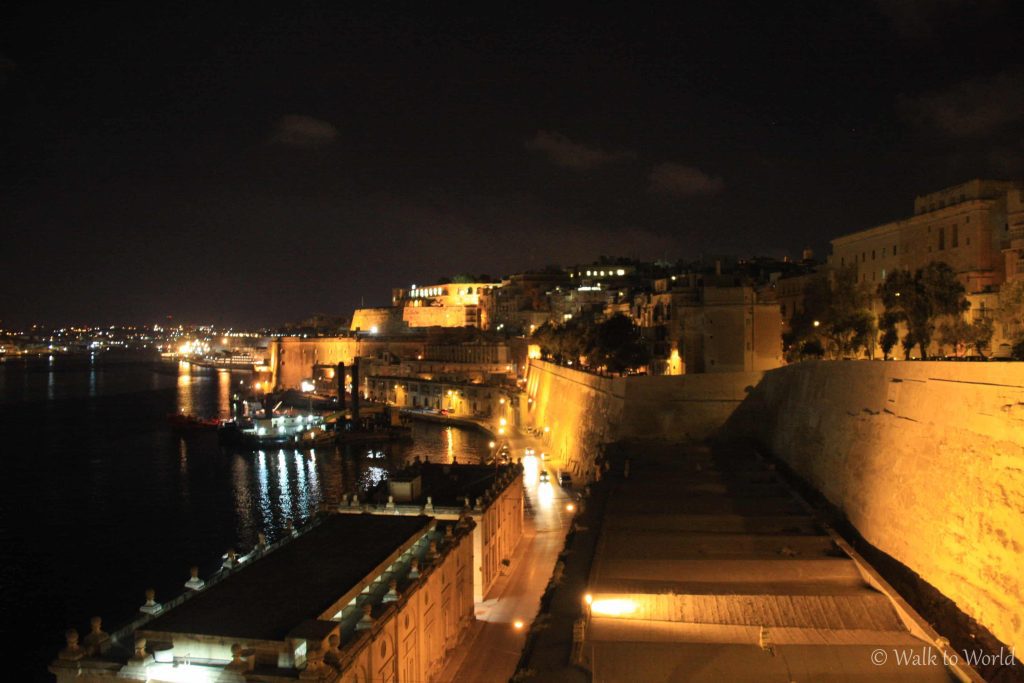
<box><xmin>824</xmin><ymin>267</ymin><xmax>875</xmax><ymax>357</ymax></box>
<box><xmin>937</xmin><ymin>316</ymin><xmax>972</xmax><ymax>357</ymax></box>
<box><xmin>997</xmin><ymin>279</ymin><xmax>1024</xmax><ymax>344</ymax></box>
<box><xmin>879</xmin><ymin>262</ymin><xmax>968</xmax><ymax>359</ymax></box>
<box><xmin>879</xmin><ymin>312</ymin><xmax>900</xmax><ymax>360</ymax></box>
<box><xmin>589</xmin><ymin>314</ymin><xmax>650</xmax><ymax>374</ymax></box>
<box><xmin>799</xmin><ymin>338</ymin><xmax>825</xmax><ymax>359</ymax></box>
<box><xmin>531</xmin><ymin>322</ymin><xmax>559</xmax><ymax>360</ymax></box>
<box><xmin>938</xmin><ymin>315</ymin><xmax>995</xmax><ymax>358</ymax></box>
<box><xmin>901</xmin><ymin>331</ymin><xmax>917</xmax><ymax>360</ymax></box>
<box><xmin>784</xmin><ymin>267</ymin><xmax>875</xmax><ymax>359</ymax></box>
<box><xmin>969</xmin><ymin>317</ymin><xmax>994</xmax><ymax>357</ymax></box>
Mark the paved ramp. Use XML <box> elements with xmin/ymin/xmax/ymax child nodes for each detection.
<box><xmin>581</xmin><ymin>443</ymin><xmax>959</xmax><ymax>682</ymax></box>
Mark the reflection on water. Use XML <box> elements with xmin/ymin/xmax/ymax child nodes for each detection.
<box><xmin>167</xmin><ymin>362</ymin><xmax>490</xmax><ymax>542</ymax></box>
<box><xmin>215</xmin><ymin>421</ymin><xmax>488</xmax><ymax>543</ymax></box>
<box><xmin>217</xmin><ymin>370</ymin><xmax>231</xmax><ymax>419</ymax></box>
<box><xmin>176</xmin><ymin>362</ymin><xmax>194</xmax><ymax>415</ymax></box>
<box><xmin>0</xmin><ymin>356</ymin><xmax>490</xmax><ymax>681</ymax></box>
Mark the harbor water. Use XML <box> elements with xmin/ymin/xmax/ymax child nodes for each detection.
<box><xmin>0</xmin><ymin>353</ymin><xmax>489</xmax><ymax>681</ymax></box>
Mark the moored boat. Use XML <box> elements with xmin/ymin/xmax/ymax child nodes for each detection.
<box><xmin>168</xmin><ymin>412</ymin><xmax>221</xmax><ymax>431</ymax></box>
<box><xmin>218</xmin><ymin>412</ymin><xmax>335</xmax><ymax>449</ymax></box>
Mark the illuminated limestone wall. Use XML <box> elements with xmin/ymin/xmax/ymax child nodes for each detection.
<box><xmin>350</xmin><ymin>307</ymin><xmax>407</xmax><ymax>334</ymax></box>
<box><xmin>525</xmin><ymin>361</ymin><xmax>625</xmax><ymax>478</ymax></box>
<box><xmin>524</xmin><ymin>360</ymin><xmax>760</xmax><ymax>476</ymax></box>
<box><xmin>730</xmin><ymin>360</ymin><xmax>1024</xmax><ymax>653</ymax></box>
<box><xmin>271</xmin><ymin>337</ymin><xmax>427</xmax><ymax>390</ymax></box>
<box><xmin>402</xmin><ymin>304</ymin><xmax>479</xmax><ymax>328</ymax></box>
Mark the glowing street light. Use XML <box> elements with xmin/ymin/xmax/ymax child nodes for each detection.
<box><xmin>513</xmin><ymin>619</ymin><xmax>524</xmax><ymax>630</ymax></box>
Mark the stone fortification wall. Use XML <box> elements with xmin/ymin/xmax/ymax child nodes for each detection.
<box><xmin>619</xmin><ymin>371</ymin><xmax>762</xmax><ymax>442</ymax></box>
<box><xmin>728</xmin><ymin>360</ymin><xmax>1024</xmax><ymax>653</ymax></box>
<box><xmin>271</xmin><ymin>337</ymin><xmax>427</xmax><ymax>389</ymax></box>
<box><xmin>525</xmin><ymin>361</ymin><xmax>625</xmax><ymax>478</ymax></box>
<box><xmin>524</xmin><ymin>360</ymin><xmax>760</xmax><ymax>475</ymax></box>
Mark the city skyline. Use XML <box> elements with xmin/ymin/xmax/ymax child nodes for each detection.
<box><xmin>4</xmin><ymin>2</ymin><xmax>1023</xmax><ymax>327</ymax></box>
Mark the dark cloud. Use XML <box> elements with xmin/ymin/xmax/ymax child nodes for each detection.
<box><xmin>526</xmin><ymin>131</ymin><xmax>635</xmax><ymax>170</ymax></box>
<box><xmin>898</xmin><ymin>70</ymin><xmax>1024</xmax><ymax>138</ymax></box>
<box><xmin>874</xmin><ymin>0</ymin><xmax>1004</xmax><ymax>41</ymax></box>
<box><xmin>270</xmin><ymin>115</ymin><xmax>339</xmax><ymax>148</ymax></box>
<box><xmin>649</xmin><ymin>163</ymin><xmax>724</xmax><ymax>197</ymax></box>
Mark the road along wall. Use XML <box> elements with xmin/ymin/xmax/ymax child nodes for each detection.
<box><xmin>726</xmin><ymin>360</ymin><xmax>1024</xmax><ymax>654</ymax></box>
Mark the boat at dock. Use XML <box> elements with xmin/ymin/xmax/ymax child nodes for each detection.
<box><xmin>218</xmin><ymin>411</ymin><xmax>337</xmax><ymax>449</ymax></box>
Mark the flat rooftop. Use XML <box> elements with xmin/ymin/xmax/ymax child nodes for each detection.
<box><xmin>388</xmin><ymin>461</ymin><xmax>513</xmax><ymax>507</ymax></box>
<box><xmin>143</xmin><ymin>514</ymin><xmax>432</xmax><ymax>642</ymax></box>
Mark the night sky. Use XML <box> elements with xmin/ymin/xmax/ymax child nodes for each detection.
<box><xmin>3</xmin><ymin>2</ymin><xmax>1022</xmax><ymax>327</ymax></box>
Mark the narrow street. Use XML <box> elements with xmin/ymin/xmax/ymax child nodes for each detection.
<box><xmin>439</xmin><ymin>428</ymin><xmax>575</xmax><ymax>682</ymax></box>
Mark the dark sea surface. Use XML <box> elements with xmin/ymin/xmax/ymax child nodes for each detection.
<box><xmin>0</xmin><ymin>353</ymin><xmax>488</xmax><ymax>681</ymax></box>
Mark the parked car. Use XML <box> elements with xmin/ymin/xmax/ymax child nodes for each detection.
<box><xmin>558</xmin><ymin>471</ymin><xmax>573</xmax><ymax>487</ymax></box>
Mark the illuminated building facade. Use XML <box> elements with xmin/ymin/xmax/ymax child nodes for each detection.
<box><xmin>392</xmin><ymin>282</ymin><xmax>501</xmax><ymax>330</ymax></box>
<box><xmin>829</xmin><ymin>179</ymin><xmax>1023</xmax><ymax>294</ymax></box>
<box><xmin>633</xmin><ymin>284</ymin><xmax>783</xmax><ymax>374</ymax></box>
<box><xmin>365</xmin><ymin>375</ymin><xmax>510</xmax><ymax>418</ymax></box>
